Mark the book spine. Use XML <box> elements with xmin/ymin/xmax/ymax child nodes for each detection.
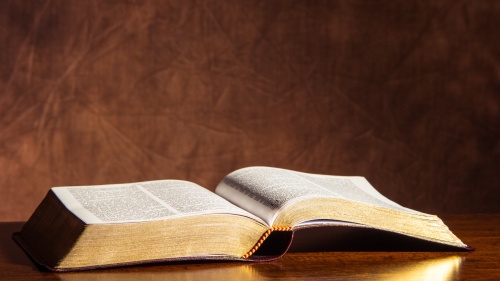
<box><xmin>242</xmin><ymin>226</ymin><xmax>292</xmax><ymax>259</ymax></box>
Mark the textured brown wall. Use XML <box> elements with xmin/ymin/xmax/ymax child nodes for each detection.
<box><xmin>1</xmin><ymin>0</ymin><xmax>499</xmax><ymax>221</ymax></box>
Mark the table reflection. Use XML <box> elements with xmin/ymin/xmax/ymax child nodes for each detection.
<box><xmin>375</xmin><ymin>255</ymin><xmax>463</xmax><ymax>281</ymax></box>
<box><xmin>57</xmin><ymin>254</ymin><xmax>464</xmax><ymax>281</ymax></box>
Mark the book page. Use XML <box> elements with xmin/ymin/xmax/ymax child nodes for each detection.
<box><xmin>52</xmin><ymin>180</ymin><xmax>265</xmax><ymax>224</ymax></box>
<box><xmin>215</xmin><ymin>167</ymin><xmax>421</xmax><ymax>225</ymax></box>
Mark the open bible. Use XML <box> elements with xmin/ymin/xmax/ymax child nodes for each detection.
<box><xmin>13</xmin><ymin>166</ymin><xmax>471</xmax><ymax>271</ymax></box>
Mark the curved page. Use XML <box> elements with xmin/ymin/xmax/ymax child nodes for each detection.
<box><xmin>52</xmin><ymin>180</ymin><xmax>265</xmax><ymax>225</ymax></box>
<box><xmin>215</xmin><ymin>166</ymin><xmax>421</xmax><ymax>226</ymax></box>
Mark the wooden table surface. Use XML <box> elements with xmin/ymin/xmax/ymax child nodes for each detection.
<box><xmin>1</xmin><ymin>214</ymin><xmax>498</xmax><ymax>280</ymax></box>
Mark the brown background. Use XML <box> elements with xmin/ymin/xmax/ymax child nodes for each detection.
<box><xmin>1</xmin><ymin>0</ymin><xmax>499</xmax><ymax>221</ymax></box>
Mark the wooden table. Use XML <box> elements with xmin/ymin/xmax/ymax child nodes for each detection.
<box><xmin>1</xmin><ymin>214</ymin><xmax>498</xmax><ymax>280</ymax></box>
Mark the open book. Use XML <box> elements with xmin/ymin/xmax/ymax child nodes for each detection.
<box><xmin>13</xmin><ymin>166</ymin><xmax>471</xmax><ymax>271</ymax></box>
